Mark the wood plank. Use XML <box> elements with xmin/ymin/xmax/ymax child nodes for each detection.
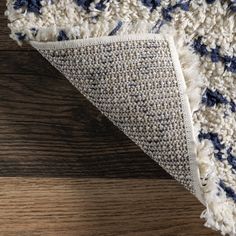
<box><xmin>0</xmin><ymin>74</ymin><xmax>170</xmax><ymax>178</ymax></box>
<box><xmin>0</xmin><ymin>177</ymin><xmax>219</xmax><ymax>236</ymax></box>
<box><xmin>0</xmin><ymin>51</ymin><xmax>57</xmax><ymax>75</ymax></box>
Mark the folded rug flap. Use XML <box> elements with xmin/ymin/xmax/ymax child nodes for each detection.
<box><xmin>31</xmin><ymin>34</ymin><xmax>203</xmax><ymax>203</ymax></box>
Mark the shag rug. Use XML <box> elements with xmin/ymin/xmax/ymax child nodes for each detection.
<box><xmin>5</xmin><ymin>0</ymin><xmax>236</xmax><ymax>235</ymax></box>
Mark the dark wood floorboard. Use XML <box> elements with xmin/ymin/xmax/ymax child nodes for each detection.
<box><xmin>0</xmin><ymin>178</ymin><xmax>215</xmax><ymax>236</ymax></box>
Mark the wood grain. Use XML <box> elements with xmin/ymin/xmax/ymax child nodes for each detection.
<box><xmin>0</xmin><ymin>178</ymin><xmax>214</xmax><ymax>236</ymax></box>
<box><xmin>0</xmin><ymin>3</ymin><xmax>221</xmax><ymax>235</ymax></box>
<box><xmin>0</xmin><ymin>51</ymin><xmax>57</xmax><ymax>75</ymax></box>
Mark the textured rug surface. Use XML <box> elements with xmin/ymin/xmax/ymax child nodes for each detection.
<box><xmin>5</xmin><ymin>0</ymin><xmax>236</xmax><ymax>235</ymax></box>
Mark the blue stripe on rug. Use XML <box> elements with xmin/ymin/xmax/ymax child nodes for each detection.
<box><xmin>13</xmin><ymin>0</ymin><xmax>43</xmax><ymax>14</ymax></box>
<box><xmin>108</xmin><ymin>21</ymin><xmax>123</xmax><ymax>36</ymax></box>
<box><xmin>198</xmin><ymin>131</ymin><xmax>236</xmax><ymax>170</ymax></box>
<box><xmin>219</xmin><ymin>180</ymin><xmax>236</xmax><ymax>202</ymax></box>
<box><xmin>193</xmin><ymin>37</ymin><xmax>236</xmax><ymax>73</ymax></box>
<box><xmin>202</xmin><ymin>88</ymin><xmax>236</xmax><ymax>112</ymax></box>
<box><xmin>75</xmin><ymin>0</ymin><xmax>109</xmax><ymax>11</ymax></box>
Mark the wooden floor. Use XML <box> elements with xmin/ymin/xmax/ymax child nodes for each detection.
<box><xmin>0</xmin><ymin>4</ymin><xmax>220</xmax><ymax>236</ymax></box>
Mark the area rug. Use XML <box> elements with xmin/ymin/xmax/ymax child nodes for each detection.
<box><xmin>5</xmin><ymin>0</ymin><xmax>236</xmax><ymax>235</ymax></box>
